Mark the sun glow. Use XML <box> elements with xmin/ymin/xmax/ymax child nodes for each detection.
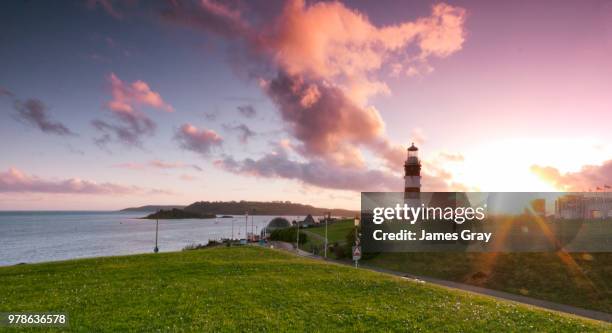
<box><xmin>449</xmin><ymin>138</ymin><xmax>610</xmax><ymax>192</ymax></box>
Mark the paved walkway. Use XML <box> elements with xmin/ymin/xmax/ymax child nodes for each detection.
<box><xmin>263</xmin><ymin>242</ymin><xmax>612</xmax><ymax>323</ymax></box>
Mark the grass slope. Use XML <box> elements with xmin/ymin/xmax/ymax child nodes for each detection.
<box><xmin>306</xmin><ymin>218</ymin><xmax>355</xmax><ymax>243</ymax></box>
<box><xmin>306</xmin><ymin>219</ymin><xmax>612</xmax><ymax>313</ymax></box>
<box><xmin>367</xmin><ymin>252</ymin><xmax>612</xmax><ymax>314</ymax></box>
<box><xmin>0</xmin><ymin>247</ymin><xmax>609</xmax><ymax>332</ymax></box>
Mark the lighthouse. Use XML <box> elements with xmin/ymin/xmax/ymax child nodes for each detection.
<box><xmin>404</xmin><ymin>143</ymin><xmax>421</xmax><ymax>201</ymax></box>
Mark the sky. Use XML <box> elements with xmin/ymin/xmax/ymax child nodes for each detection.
<box><xmin>1</xmin><ymin>0</ymin><xmax>611</xmax><ymax>210</ymax></box>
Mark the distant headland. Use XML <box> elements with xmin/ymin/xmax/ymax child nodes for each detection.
<box><xmin>122</xmin><ymin>201</ymin><xmax>357</xmax><ymax>218</ymax></box>
<box><xmin>143</xmin><ymin>209</ymin><xmax>215</xmax><ymax>220</ymax></box>
<box><xmin>120</xmin><ymin>205</ymin><xmax>186</xmax><ymax>212</ymax></box>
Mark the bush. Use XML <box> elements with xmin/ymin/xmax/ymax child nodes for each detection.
<box><xmin>344</xmin><ymin>226</ymin><xmax>360</xmax><ymax>257</ymax></box>
<box><xmin>305</xmin><ymin>244</ymin><xmax>321</xmax><ymax>255</ymax></box>
<box><xmin>270</xmin><ymin>227</ymin><xmax>308</xmax><ymax>245</ymax></box>
<box><xmin>333</xmin><ymin>242</ymin><xmax>346</xmax><ymax>259</ymax></box>
<box><xmin>182</xmin><ymin>240</ymin><xmax>222</xmax><ymax>251</ymax></box>
<box><xmin>183</xmin><ymin>243</ymin><xmax>207</xmax><ymax>251</ymax></box>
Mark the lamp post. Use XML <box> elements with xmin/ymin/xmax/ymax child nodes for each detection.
<box><xmin>353</xmin><ymin>215</ymin><xmax>360</xmax><ymax>267</ymax></box>
<box><xmin>251</xmin><ymin>209</ymin><xmax>255</xmax><ymax>241</ymax></box>
<box><xmin>154</xmin><ymin>219</ymin><xmax>159</xmax><ymax>253</ymax></box>
<box><xmin>296</xmin><ymin>219</ymin><xmax>300</xmax><ymax>252</ymax></box>
<box><xmin>245</xmin><ymin>211</ymin><xmax>248</xmax><ymax>242</ymax></box>
<box><xmin>324</xmin><ymin>212</ymin><xmax>330</xmax><ymax>259</ymax></box>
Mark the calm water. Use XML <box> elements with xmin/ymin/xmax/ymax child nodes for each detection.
<box><xmin>0</xmin><ymin>211</ymin><xmax>308</xmax><ymax>266</ymax></box>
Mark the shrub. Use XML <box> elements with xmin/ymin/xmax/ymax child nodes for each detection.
<box><xmin>183</xmin><ymin>243</ymin><xmax>206</xmax><ymax>251</ymax></box>
<box><xmin>344</xmin><ymin>226</ymin><xmax>360</xmax><ymax>257</ymax></box>
<box><xmin>333</xmin><ymin>243</ymin><xmax>346</xmax><ymax>259</ymax></box>
<box><xmin>270</xmin><ymin>227</ymin><xmax>308</xmax><ymax>245</ymax></box>
<box><xmin>182</xmin><ymin>240</ymin><xmax>222</xmax><ymax>251</ymax></box>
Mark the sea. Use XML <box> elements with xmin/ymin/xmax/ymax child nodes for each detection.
<box><xmin>0</xmin><ymin>211</ymin><xmax>308</xmax><ymax>266</ymax></box>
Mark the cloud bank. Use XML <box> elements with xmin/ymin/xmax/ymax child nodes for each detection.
<box><xmin>114</xmin><ymin>160</ymin><xmax>202</xmax><ymax>172</ymax></box>
<box><xmin>215</xmin><ymin>150</ymin><xmax>399</xmax><ymax>192</ymax></box>
<box><xmin>0</xmin><ymin>168</ymin><xmax>149</xmax><ymax>195</ymax></box>
<box><xmin>163</xmin><ymin>0</ymin><xmax>468</xmax><ymax>191</ymax></box>
<box><xmin>531</xmin><ymin>160</ymin><xmax>612</xmax><ymax>191</ymax></box>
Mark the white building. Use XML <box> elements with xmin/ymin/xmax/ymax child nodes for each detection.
<box><xmin>555</xmin><ymin>194</ymin><xmax>612</xmax><ymax>219</ymax></box>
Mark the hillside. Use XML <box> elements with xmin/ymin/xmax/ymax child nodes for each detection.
<box><xmin>184</xmin><ymin>200</ymin><xmax>357</xmax><ymax>216</ymax></box>
<box><xmin>0</xmin><ymin>247</ymin><xmax>608</xmax><ymax>332</ymax></box>
<box><xmin>120</xmin><ymin>205</ymin><xmax>185</xmax><ymax>212</ymax></box>
<box><xmin>143</xmin><ymin>209</ymin><xmax>216</xmax><ymax>219</ymax></box>
<box><xmin>304</xmin><ymin>219</ymin><xmax>612</xmax><ymax>313</ymax></box>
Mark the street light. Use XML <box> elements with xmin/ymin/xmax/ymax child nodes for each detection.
<box><xmin>296</xmin><ymin>219</ymin><xmax>300</xmax><ymax>252</ymax></box>
<box><xmin>251</xmin><ymin>209</ymin><xmax>256</xmax><ymax>241</ymax></box>
<box><xmin>324</xmin><ymin>212</ymin><xmax>330</xmax><ymax>259</ymax></box>
<box><xmin>245</xmin><ymin>211</ymin><xmax>249</xmax><ymax>242</ymax></box>
<box><xmin>354</xmin><ymin>215</ymin><xmax>360</xmax><ymax>267</ymax></box>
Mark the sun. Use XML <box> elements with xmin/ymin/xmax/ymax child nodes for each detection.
<box><xmin>448</xmin><ymin>138</ymin><xmax>609</xmax><ymax>192</ymax></box>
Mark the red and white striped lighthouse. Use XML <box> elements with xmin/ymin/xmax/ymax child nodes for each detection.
<box><xmin>404</xmin><ymin>143</ymin><xmax>421</xmax><ymax>199</ymax></box>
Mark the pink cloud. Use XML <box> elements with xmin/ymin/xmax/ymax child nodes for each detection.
<box><xmin>263</xmin><ymin>1</ymin><xmax>466</xmax><ymax>103</ymax></box>
<box><xmin>410</xmin><ymin>128</ymin><xmax>427</xmax><ymax>146</ymax></box>
<box><xmin>113</xmin><ymin>160</ymin><xmax>203</xmax><ymax>171</ymax></box>
<box><xmin>112</xmin><ymin>162</ymin><xmax>145</xmax><ymax>170</ymax></box>
<box><xmin>107</xmin><ymin>73</ymin><xmax>173</xmax><ymax>113</ymax></box>
<box><xmin>437</xmin><ymin>152</ymin><xmax>464</xmax><ymax>162</ymax></box>
<box><xmin>149</xmin><ymin>160</ymin><xmax>202</xmax><ymax>171</ymax></box>
<box><xmin>0</xmin><ymin>168</ymin><xmax>147</xmax><ymax>195</ymax></box>
<box><xmin>263</xmin><ymin>72</ymin><xmax>385</xmax><ymax>168</ymax></box>
<box><xmin>93</xmin><ymin>73</ymin><xmax>173</xmax><ymax>148</ymax></box>
<box><xmin>531</xmin><ymin>160</ymin><xmax>612</xmax><ymax>191</ymax></box>
<box><xmin>163</xmin><ymin>1</ymin><xmax>466</xmax><ymax>165</ymax></box>
<box><xmin>163</xmin><ymin>0</ymin><xmax>467</xmax><ymax>191</ymax></box>
<box><xmin>163</xmin><ymin>0</ymin><xmax>466</xmax><ymax>102</ymax></box>
<box><xmin>175</xmin><ymin>124</ymin><xmax>223</xmax><ymax>156</ymax></box>
<box><xmin>180</xmin><ymin>174</ymin><xmax>197</xmax><ymax>181</ymax></box>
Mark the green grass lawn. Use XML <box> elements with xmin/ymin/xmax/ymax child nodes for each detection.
<box><xmin>306</xmin><ymin>218</ymin><xmax>355</xmax><ymax>243</ymax></box>
<box><xmin>365</xmin><ymin>252</ymin><xmax>612</xmax><ymax>314</ymax></box>
<box><xmin>303</xmin><ymin>219</ymin><xmax>611</xmax><ymax>314</ymax></box>
<box><xmin>301</xmin><ymin>219</ymin><xmax>354</xmax><ymax>256</ymax></box>
<box><xmin>0</xmin><ymin>246</ymin><xmax>609</xmax><ymax>332</ymax></box>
